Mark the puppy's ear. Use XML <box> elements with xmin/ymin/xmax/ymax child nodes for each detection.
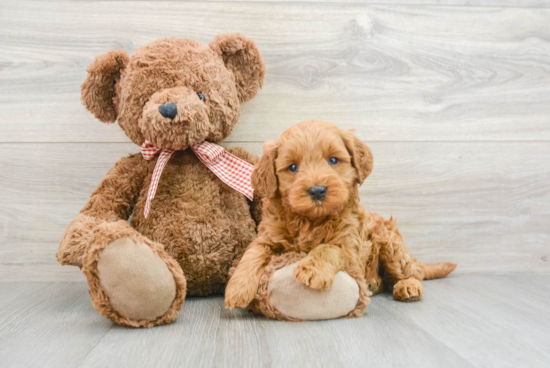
<box><xmin>341</xmin><ymin>130</ymin><xmax>373</xmax><ymax>185</ymax></box>
<box><xmin>81</xmin><ymin>49</ymin><xmax>129</xmax><ymax>123</ymax></box>
<box><xmin>252</xmin><ymin>141</ymin><xmax>278</xmax><ymax>199</ymax></box>
<box><xmin>209</xmin><ymin>33</ymin><xmax>266</xmax><ymax>103</ymax></box>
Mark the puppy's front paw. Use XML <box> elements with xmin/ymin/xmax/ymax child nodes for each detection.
<box><xmin>293</xmin><ymin>257</ymin><xmax>335</xmax><ymax>290</ymax></box>
<box><xmin>224</xmin><ymin>277</ymin><xmax>257</xmax><ymax>309</ymax></box>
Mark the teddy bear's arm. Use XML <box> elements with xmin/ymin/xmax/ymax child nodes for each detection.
<box><xmin>226</xmin><ymin>146</ymin><xmax>263</xmax><ymax>225</ymax></box>
<box><xmin>56</xmin><ymin>153</ymin><xmax>148</xmax><ymax>267</ymax></box>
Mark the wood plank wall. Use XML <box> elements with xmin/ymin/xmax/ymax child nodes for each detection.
<box><xmin>1</xmin><ymin>0</ymin><xmax>549</xmax><ymax>281</ymax></box>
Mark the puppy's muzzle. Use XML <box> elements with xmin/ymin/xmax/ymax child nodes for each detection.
<box><xmin>308</xmin><ymin>185</ymin><xmax>327</xmax><ymax>201</ymax></box>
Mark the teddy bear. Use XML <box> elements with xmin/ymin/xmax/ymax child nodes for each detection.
<box><xmin>56</xmin><ymin>34</ymin><xmax>266</xmax><ymax>327</ymax></box>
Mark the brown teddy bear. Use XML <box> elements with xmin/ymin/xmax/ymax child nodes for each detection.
<box><xmin>56</xmin><ymin>34</ymin><xmax>265</xmax><ymax>327</ymax></box>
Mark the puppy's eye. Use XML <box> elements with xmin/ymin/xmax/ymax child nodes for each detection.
<box><xmin>288</xmin><ymin>164</ymin><xmax>299</xmax><ymax>173</ymax></box>
<box><xmin>197</xmin><ymin>93</ymin><xmax>205</xmax><ymax>101</ymax></box>
<box><xmin>328</xmin><ymin>157</ymin><xmax>339</xmax><ymax>166</ymax></box>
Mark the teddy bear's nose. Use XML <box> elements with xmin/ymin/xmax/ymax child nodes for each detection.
<box><xmin>158</xmin><ymin>103</ymin><xmax>178</xmax><ymax>119</ymax></box>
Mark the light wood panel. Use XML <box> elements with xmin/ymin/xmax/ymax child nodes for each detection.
<box><xmin>0</xmin><ymin>283</ymin><xmax>112</xmax><ymax>368</ymax></box>
<box><xmin>0</xmin><ymin>141</ymin><xmax>548</xmax><ymax>282</ymax></box>
<box><xmin>388</xmin><ymin>275</ymin><xmax>550</xmax><ymax>366</ymax></box>
<box><xmin>21</xmin><ymin>0</ymin><xmax>550</xmax><ymax>7</ymax></box>
<box><xmin>1</xmin><ymin>1</ymin><xmax>550</xmax><ymax>143</ymax></box>
<box><xmin>0</xmin><ymin>2</ymin><xmax>548</xmax><ymax>366</ymax></box>
<box><xmin>1</xmin><ymin>276</ymin><xmax>549</xmax><ymax>367</ymax></box>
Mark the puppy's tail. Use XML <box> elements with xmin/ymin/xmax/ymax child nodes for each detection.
<box><xmin>420</xmin><ymin>262</ymin><xmax>457</xmax><ymax>280</ymax></box>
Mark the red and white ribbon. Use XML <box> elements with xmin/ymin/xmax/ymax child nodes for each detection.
<box><xmin>141</xmin><ymin>140</ymin><xmax>254</xmax><ymax>219</ymax></box>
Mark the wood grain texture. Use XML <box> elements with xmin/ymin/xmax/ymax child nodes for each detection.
<box><xmin>0</xmin><ymin>283</ymin><xmax>112</xmax><ymax>368</ymax></box>
<box><xmin>0</xmin><ymin>1</ymin><xmax>548</xmax><ymax>366</ymax></box>
<box><xmin>0</xmin><ymin>141</ymin><xmax>548</xmax><ymax>282</ymax></box>
<box><xmin>394</xmin><ymin>276</ymin><xmax>550</xmax><ymax>366</ymax></box>
<box><xmin>23</xmin><ymin>0</ymin><xmax>550</xmax><ymax>8</ymax></box>
<box><xmin>1</xmin><ymin>276</ymin><xmax>549</xmax><ymax>367</ymax></box>
<box><xmin>1</xmin><ymin>1</ymin><xmax>550</xmax><ymax>143</ymax></box>
<box><xmin>79</xmin><ymin>297</ymin><xmax>271</xmax><ymax>368</ymax></box>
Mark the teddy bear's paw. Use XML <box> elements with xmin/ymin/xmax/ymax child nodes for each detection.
<box><xmin>268</xmin><ymin>262</ymin><xmax>361</xmax><ymax>320</ymax></box>
<box><xmin>95</xmin><ymin>237</ymin><xmax>178</xmax><ymax>320</ymax></box>
<box><xmin>293</xmin><ymin>257</ymin><xmax>336</xmax><ymax>290</ymax></box>
<box><xmin>393</xmin><ymin>278</ymin><xmax>424</xmax><ymax>302</ymax></box>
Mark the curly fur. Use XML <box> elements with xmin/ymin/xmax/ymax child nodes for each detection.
<box><xmin>225</xmin><ymin>121</ymin><xmax>457</xmax><ymax>318</ymax></box>
<box><xmin>81</xmin><ymin>49</ymin><xmax>129</xmax><ymax>123</ymax></box>
<box><xmin>57</xmin><ymin>34</ymin><xmax>265</xmax><ymax>327</ymax></box>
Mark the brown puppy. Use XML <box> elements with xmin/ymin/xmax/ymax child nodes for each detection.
<box><xmin>225</xmin><ymin>121</ymin><xmax>456</xmax><ymax>311</ymax></box>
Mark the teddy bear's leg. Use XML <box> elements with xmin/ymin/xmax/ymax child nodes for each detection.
<box><xmin>82</xmin><ymin>221</ymin><xmax>187</xmax><ymax>327</ymax></box>
<box><xmin>247</xmin><ymin>253</ymin><xmax>371</xmax><ymax>321</ymax></box>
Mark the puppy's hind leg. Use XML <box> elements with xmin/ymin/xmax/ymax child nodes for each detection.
<box><xmin>376</xmin><ymin>217</ymin><xmax>423</xmax><ymax>301</ymax></box>
<box><xmin>392</xmin><ymin>262</ymin><xmax>456</xmax><ymax>301</ymax></box>
<box><xmin>369</xmin><ymin>214</ymin><xmax>456</xmax><ymax>302</ymax></box>
<box><xmin>362</xmin><ymin>236</ymin><xmax>385</xmax><ymax>296</ymax></box>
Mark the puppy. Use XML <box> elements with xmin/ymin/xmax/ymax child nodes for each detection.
<box><xmin>225</xmin><ymin>121</ymin><xmax>456</xmax><ymax>310</ymax></box>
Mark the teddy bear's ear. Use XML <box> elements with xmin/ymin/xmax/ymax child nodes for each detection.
<box><xmin>209</xmin><ymin>33</ymin><xmax>266</xmax><ymax>103</ymax></box>
<box><xmin>81</xmin><ymin>50</ymin><xmax>129</xmax><ymax>123</ymax></box>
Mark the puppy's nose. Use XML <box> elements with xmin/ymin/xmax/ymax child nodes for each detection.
<box><xmin>308</xmin><ymin>185</ymin><xmax>327</xmax><ymax>201</ymax></box>
<box><xmin>158</xmin><ymin>103</ymin><xmax>178</xmax><ymax>119</ymax></box>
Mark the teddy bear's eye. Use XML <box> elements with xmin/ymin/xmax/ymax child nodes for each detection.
<box><xmin>328</xmin><ymin>157</ymin><xmax>339</xmax><ymax>166</ymax></box>
<box><xmin>288</xmin><ymin>164</ymin><xmax>299</xmax><ymax>173</ymax></box>
<box><xmin>197</xmin><ymin>93</ymin><xmax>205</xmax><ymax>101</ymax></box>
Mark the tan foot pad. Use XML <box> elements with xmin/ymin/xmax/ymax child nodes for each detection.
<box><xmin>97</xmin><ymin>238</ymin><xmax>176</xmax><ymax>321</ymax></box>
<box><xmin>268</xmin><ymin>262</ymin><xmax>360</xmax><ymax>320</ymax></box>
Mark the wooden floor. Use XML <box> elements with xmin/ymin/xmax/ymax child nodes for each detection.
<box><xmin>0</xmin><ymin>275</ymin><xmax>549</xmax><ymax>368</ymax></box>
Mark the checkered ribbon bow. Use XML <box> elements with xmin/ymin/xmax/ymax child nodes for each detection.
<box><xmin>141</xmin><ymin>140</ymin><xmax>254</xmax><ymax>219</ymax></box>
